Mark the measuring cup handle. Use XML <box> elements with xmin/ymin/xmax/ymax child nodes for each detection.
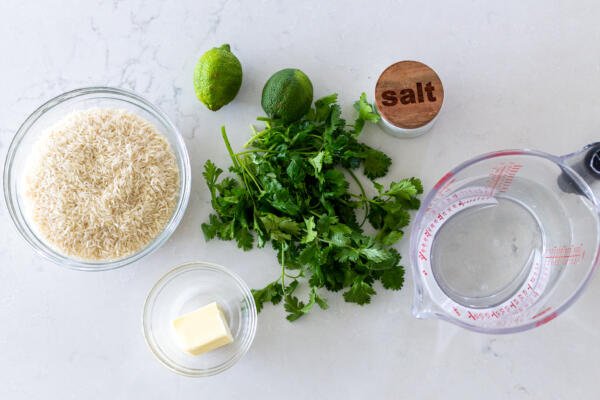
<box><xmin>559</xmin><ymin>142</ymin><xmax>600</xmax><ymax>197</ymax></box>
<box><xmin>587</xmin><ymin>145</ymin><xmax>600</xmax><ymax>177</ymax></box>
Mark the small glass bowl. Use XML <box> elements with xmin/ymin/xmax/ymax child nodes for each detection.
<box><xmin>142</xmin><ymin>262</ymin><xmax>257</xmax><ymax>377</ymax></box>
<box><xmin>3</xmin><ymin>87</ymin><xmax>191</xmax><ymax>271</ymax></box>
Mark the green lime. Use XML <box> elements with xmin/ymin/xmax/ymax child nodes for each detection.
<box><xmin>194</xmin><ymin>44</ymin><xmax>243</xmax><ymax>111</ymax></box>
<box><xmin>261</xmin><ymin>68</ymin><xmax>313</xmax><ymax>123</ymax></box>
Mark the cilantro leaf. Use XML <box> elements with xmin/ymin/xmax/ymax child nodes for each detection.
<box><xmin>284</xmin><ymin>287</ymin><xmax>329</xmax><ymax>321</ymax></box>
<box><xmin>203</xmin><ymin>160</ymin><xmax>223</xmax><ymax>195</ymax></box>
<box><xmin>308</xmin><ymin>263</ymin><xmax>325</xmax><ymax>287</ymax></box>
<box><xmin>312</xmin><ymin>288</ymin><xmax>329</xmax><ymax>310</ymax></box>
<box><xmin>201</xmin><ymin>214</ymin><xmax>221</xmax><ymax>240</ymax></box>
<box><xmin>343</xmin><ymin>280</ymin><xmax>376</xmax><ymax>305</ymax></box>
<box><xmin>261</xmin><ymin>176</ymin><xmax>301</xmax><ymax>215</ymax></box>
<box><xmin>260</xmin><ymin>214</ymin><xmax>300</xmax><ymax>242</ymax></box>
<box><xmin>360</xmin><ymin>246</ymin><xmax>393</xmax><ymax>263</ymax></box>
<box><xmin>381</xmin><ymin>230</ymin><xmax>404</xmax><ymax>246</ymax></box>
<box><xmin>286</xmin><ymin>156</ymin><xmax>305</xmax><ymax>184</ymax></box>
<box><xmin>337</xmin><ymin>247</ymin><xmax>359</xmax><ymax>262</ymax></box>
<box><xmin>410</xmin><ymin>177</ymin><xmax>424</xmax><ymax>194</ymax></box>
<box><xmin>370</xmin><ymin>247</ymin><xmax>401</xmax><ymax>270</ymax></box>
<box><xmin>387</xmin><ymin>179</ymin><xmax>419</xmax><ymax>199</ymax></box>
<box><xmin>381</xmin><ymin>266</ymin><xmax>405</xmax><ymax>290</ymax></box>
<box><xmin>252</xmin><ymin>281</ymin><xmax>284</xmax><ymax>312</ymax></box>
<box><xmin>329</xmin><ymin>223</ymin><xmax>352</xmax><ymax>247</ymax></box>
<box><xmin>353</xmin><ymin>93</ymin><xmax>380</xmax><ymax>135</ymax></box>
<box><xmin>299</xmin><ymin>242</ymin><xmax>321</xmax><ymax>266</ymax></box>
<box><xmin>235</xmin><ymin>228</ymin><xmax>254</xmax><ymax>250</ymax></box>
<box><xmin>284</xmin><ymin>295</ymin><xmax>306</xmax><ymax>321</ymax></box>
<box><xmin>363</xmin><ymin>147</ymin><xmax>392</xmax><ymax>180</ymax></box>
<box><xmin>301</xmin><ymin>217</ymin><xmax>317</xmax><ymax>244</ymax></box>
<box><xmin>322</xmin><ymin>169</ymin><xmax>348</xmax><ymax>198</ymax></box>
<box><xmin>310</xmin><ymin>151</ymin><xmax>325</xmax><ymax>175</ymax></box>
<box><xmin>314</xmin><ymin>94</ymin><xmax>339</xmax><ymax>122</ymax></box>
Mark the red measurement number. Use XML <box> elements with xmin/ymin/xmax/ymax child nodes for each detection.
<box><xmin>543</xmin><ymin>245</ymin><xmax>585</xmax><ymax>266</ymax></box>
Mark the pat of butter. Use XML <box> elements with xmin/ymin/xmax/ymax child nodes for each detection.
<box><xmin>172</xmin><ymin>302</ymin><xmax>233</xmax><ymax>356</ymax></box>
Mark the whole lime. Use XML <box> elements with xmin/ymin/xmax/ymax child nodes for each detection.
<box><xmin>261</xmin><ymin>68</ymin><xmax>313</xmax><ymax>123</ymax></box>
<box><xmin>194</xmin><ymin>44</ymin><xmax>242</xmax><ymax>111</ymax></box>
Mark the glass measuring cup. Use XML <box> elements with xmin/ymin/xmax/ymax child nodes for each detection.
<box><xmin>410</xmin><ymin>143</ymin><xmax>600</xmax><ymax>334</ymax></box>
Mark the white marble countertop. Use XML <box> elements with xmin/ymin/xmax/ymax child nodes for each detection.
<box><xmin>1</xmin><ymin>1</ymin><xmax>600</xmax><ymax>399</ymax></box>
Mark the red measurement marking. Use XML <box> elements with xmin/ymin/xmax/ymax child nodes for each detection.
<box><xmin>535</xmin><ymin>312</ymin><xmax>558</xmax><ymax>327</ymax></box>
<box><xmin>526</xmin><ymin>284</ymin><xmax>539</xmax><ymax>297</ymax></box>
<box><xmin>453</xmin><ymin>307</ymin><xmax>461</xmax><ymax>317</ymax></box>
<box><xmin>531</xmin><ymin>307</ymin><xmax>552</xmax><ymax>319</ymax></box>
<box><xmin>486</xmin><ymin>162</ymin><xmax>523</xmax><ymax>194</ymax></box>
<box><xmin>461</xmin><ymin>271</ymin><xmax>544</xmax><ymax>322</ymax></box>
<box><xmin>434</xmin><ymin>171</ymin><xmax>454</xmax><ymax>190</ymax></box>
<box><xmin>544</xmin><ymin>245</ymin><xmax>586</xmax><ymax>266</ymax></box>
<box><xmin>466</xmin><ymin>310</ymin><xmax>502</xmax><ymax>321</ymax></box>
<box><xmin>487</xmin><ymin>164</ymin><xmax>507</xmax><ymax>193</ymax></box>
<box><xmin>493</xmin><ymin>150</ymin><xmax>525</xmax><ymax>157</ymax></box>
<box><xmin>421</xmin><ymin>269</ymin><xmax>428</xmax><ymax>276</ymax></box>
<box><xmin>497</xmin><ymin>164</ymin><xmax>521</xmax><ymax>192</ymax></box>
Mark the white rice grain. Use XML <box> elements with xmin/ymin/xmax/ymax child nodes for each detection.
<box><xmin>24</xmin><ymin>108</ymin><xmax>180</xmax><ymax>261</ymax></box>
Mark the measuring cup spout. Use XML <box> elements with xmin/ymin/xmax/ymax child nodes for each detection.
<box><xmin>559</xmin><ymin>143</ymin><xmax>600</xmax><ymax>203</ymax></box>
<box><xmin>411</xmin><ymin>285</ymin><xmax>438</xmax><ymax>320</ymax></box>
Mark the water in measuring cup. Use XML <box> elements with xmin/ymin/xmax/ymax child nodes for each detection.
<box><xmin>430</xmin><ymin>177</ymin><xmax>570</xmax><ymax>309</ymax></box>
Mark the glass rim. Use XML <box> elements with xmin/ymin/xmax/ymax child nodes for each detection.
<box><xmin>141</xmin><ymin>261</ymin><xmax>258</xmax><ymax>377</ymax></box>
<box><xmin>2</xmin><ymin>86</ymin><xmax>192</xmax><ymax>271</ymax></box>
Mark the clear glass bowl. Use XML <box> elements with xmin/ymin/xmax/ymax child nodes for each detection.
<box><xmin>142</xmin><ymin>262</ymin><xmax>257</xmax><ymax>377</ymax></box>
<box><xmin>3</xmin><ymin>87</ymin><xmax>191</xmax><ymax>271</ymax></box>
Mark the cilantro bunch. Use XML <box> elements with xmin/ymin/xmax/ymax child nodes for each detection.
<box><xmin>202</xmin><ymin>93</ymin><xmax>423</xmax><ymax>321</ymax></box>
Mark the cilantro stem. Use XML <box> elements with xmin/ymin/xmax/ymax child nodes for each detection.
<box><xmin>367</xmin><ymin>197</ymin><xmax>391</xmax><ymax>205</ymax></box>
<box><xmin>308</xmin><ymin>210</ymin><xmax>321</xmax><ymax>218</ymax></box>
<box><xmin>222</xmin><ymin>126</ymin><xmax>241</xmax><ymax>170</ymax></box>
<box><xmin>222</xmin><ymin>126</ymin><xmax>263</xmax><ymax>191</ymax></box>
<box><xmin>239</xmin><ymin>159</ymin><xmax>263</xmax><ymax>190</ymax></box>
<box><xmin>345</xmin><ymin>168</ymin><xmax>369</xmax><ymax>227</ymax></box>
<box><xmin>236</xmin><ymin>149</ymin><xmax>315</xmax><ymax>156</ymax></box>
<box><xmin>244</xmin><ymin>126</ymin><xmax>272</xmax><ymax>148</ymax></box>
<box><xmin>280</xmin><ymin>243</ymin><xmax>286</xmax><ymax>292</ymax></box>
<box><xmin>236</xmin><ymin>149</ymin><xmax>275</xmax><ymax>155</ymax></box>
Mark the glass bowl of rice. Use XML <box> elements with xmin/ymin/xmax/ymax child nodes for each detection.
<box><xmin>3</xmin><ymin>87</ymin><xmax>191</xmax><ymax>271</ymax></box>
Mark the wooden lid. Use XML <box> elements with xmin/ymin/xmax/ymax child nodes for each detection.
<box><xmin>375</xmin><ymin>61</ymin><xmax>444</xmax><ymax>130</ymax></box>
